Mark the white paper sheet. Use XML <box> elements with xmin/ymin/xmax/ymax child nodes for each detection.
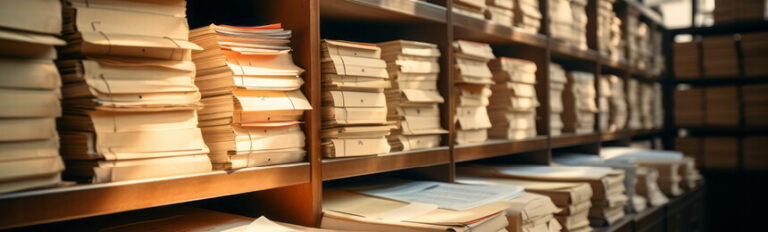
<box><xmin>356</xmin><ymin>181</ymin><xmax>524</xmax><ymax>211</ymax></box>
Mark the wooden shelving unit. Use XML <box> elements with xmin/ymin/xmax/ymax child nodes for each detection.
<box><xmin>0</xmin><ymin>0</ymin><xmax>674</xmax><ymax>231</ymax></box>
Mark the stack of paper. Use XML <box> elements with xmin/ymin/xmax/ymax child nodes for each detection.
<box><xmin>627</xmin><ymin>18</ymin><xmax>651</xmax><ymax>70</ymax></box>
<box><xmin>673</xmin><ymin>87</ymin><xmax>705</xmax><ymax>127</ymax></box>
<box><xmin>705</xmin><ymin>86</ymin><xmax>739</xmax><ymax>127</ymax></box>
<box><xmin>640</xmin><ymin>83</ymin><xmax>654</xmax><ymax>129</ymax></box>
<box><xmin>598</xmin><ymin>76</ymin><xmax>611</xmax><ymax>131</ymax></box>
<box><xmin>454</xmin><ymin>40</ymin><xmax>496</xmax><ymax>145</ymax></box>
<box><xmin>598</xmin><ymin>0</ymin><xmax>624</xmax><ymax>61</ymax></box>
<box><xmin>703</xmin><ymin>137</ymin><xmax>738</xmax><ymax>170</ymax></box>
<box><xmin>743</xmin><ymin>137</ymin><xmax>768</xmax><ymax>171</ymax></box>
<box><xmin>549</xmin><ymin>0</ymin><xmax>586</xmax><ymax>49</ymax></box>
<box><xmin>0</xmin><ymin>0</ymin><xmax>66</xmax><ymax>193</ymax></box>
<box><xmin>649</xmin><ymin>31</ymin><xmax>664</xmax><ymax>76</ymax></box>
<box><xmin>321</xmin><ymin>40</ymin><xmax>392</xmax><ymax>158</ymax></box>
<box><xmin>458</xmin><ymin>175</ymin><xmax>593</xmax><ymax>232</ymax></box>
<box><xmin>673</xmin><ymin>41</ymin><xmax>701</xmax><ymax>79</ymax></box>
<box><xmin>570</xmin><ymin>0</ymin><xmax>588</xmax><ymax>50</ymax></box>
<box><xmin>378</xmin><ymin>40</ymin><xmax>447</xmax><ymax>152</ymax></box>
<box><xmin>702</xmin><ymin>35</ymin><xmax>739</xmax><ymax>78</ymax></box>
<box><xmin>626</xmin><ymin>79</ymin><xmax>642</xmax><ymax>130</ymax></box>
<box><xmin>741</xmin><ymin>32</ymin><xmax>768</xmax><ymax>77</ymax></box>
<box><xmin>322</xmin><ymin>181</ymin><xmax>516</xmax><ymax>232</ymax></box>
<box><xmin>57</xmin><ymin>0</ymin><xmax>212</xmax><ymax>183</ymax></box>
<box><xmin>600</xmin><ymin>147</ymin><xmax>703</xmax><ymax>196</ymax></box>
<box><xmin>514</xmin><ymin>0</ymin><xmax>543</xmax><ymax>34</ymax></box>
<box><xmin>562</xmin><ymin>71</ymin><xmax>597</xmax><ymax>134</ymax></box>
<box><xmin>485</xmin><ymin>0</ymin><xmax>515</xmax><ymax>27</ymax></box>
<box><xmin>652</xmin><ymin>83</ymin><xmax>664</xmax><ymax>129</ymax></box>
<box><xmin>741</xmin><ymin>84</ymin><xmax>768</xmax><ymax>126</ymax></box>
<box><xmin>453</xmin><ymin>0</ymin><xmax>487</xmax><ymax>19</ymax></box>
<box><xmin>190</xmin><ymin>24</ymin><xmax>310</xmax><ymax>169</ymax></box>
<box><xmin>550</xmin><ymin>63</ymin><xmax>567</xmax><ymax>136</ymax></box>
<box><xmin>634</xmin><ymin>167</ymin><xmax>670</xmax><ymax>206</ymax></box>
<box><xmin>607</xmin><ymin>75</ymin><xmax>627</xmax><ymax>131</ymax></box>
<box><xmin>488</xmin><ymin>58</ymin><xmax>539</xmax><ymax>140</ymax></box>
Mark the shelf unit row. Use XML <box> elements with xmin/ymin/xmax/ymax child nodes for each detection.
<box><xmin>0</xmin><ymin>0</ymin><xmax>667</xmax><ymax>230</ymax></box>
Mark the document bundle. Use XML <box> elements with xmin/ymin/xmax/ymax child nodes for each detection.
<box><xmin>562</xmin><ymin>71</ymin><xmax>597</xmax><ymax>134</ymax></box>
<box><xmin>606</xmin><ymin>75</ymin><xmax>627</xmax><ymax>131</ymax></box>
<box><xmin>190</xmin><ymin>24</ymin><xmax>310</xmax><ymax>169</ymax></box>
<box><xmin>488</xmin><ymin>58</ymin><xmax>539</xmax><ymax>140</ymax></box>
<box><xmin>57</xmin><ymin>0</ymin><xmax>212</xmax><ymax>183</ymax></box>
<box><xmin>626</xmin><ymin>79</ymin><xmax>642</xmax><ymax>129</ymax></box>
<box><xmin>454</xmin><ymin>40</ymin><xmax>495</xmax><ymax>145</ymax></box>
<box><xmin>653</xmin><ymin>83</ymin><xmax>664</xmax><ymax>128</ymax></box>
<box><xmin>0</xmin><ymin>0</ymin><xmax>66</xmax><ymax>193</ymax></box>
<box><xmin>549</xmin><ymin>0</ymin><xmax>588</xmax><ymax>50</ymax></box>
<box><xmin>634</xmin><ymin>166</ymin><xmax>670</xmax><ymax>206</ymax></box>
<box><xmin>485</xmin><ymin>0</ymin><xmax>515</xmax><ymax>27</ymax></box>
<box><xmin>378</xmin><ymin>40</ymin><xmax>447</xmax><ymax>152</ymax></box>
<box><xmin>457</xmin><ymin>175</ymin><xmax>593</xmax><ymax>232</ymax></box>
<box><xmin>321</xmin><ymin>40</ymin><xmax>392</xmax><ymax>157</ymax></box>
<box><xmin>640</xmin><ymin>83</ymin><xmax>654</xmax><ymax>129</ymax></box>
<box><xmin>550</xmin><ymin>63</ymin><xmax>567</xmax><ymax>136</ymax></box>
<box><xmin>515</xmin><ymin>0</ymin><xmax>543</xmax><ymax>34</ymax></box>
<box><xmin>741</xmin><ymin>32</ymin><xmax>768</xmax><ymax>77</ymax></box>
<box><xmin>598</xmin><ymin>0</ymin><xmax>624</xmax><ymax>61</ymax></box>
<box><xmin>600</xmin><ymin>147</ymin><xmax>703</xmax><ymax>196</ymax></box>
<box><xmin>627</xmin><ymin>18</ymin><xmax>651</xmax><ymax>71</ymax></box>
<box><xmin>322</xmin><ymin>181</ymin><xmax>518</xmax><ymax>232</ymax></box>
<box><xmin>453</xmin><ymin>0</ymin><xmax>487</xmax><ymax>20</ymax></box>
<box><xmin>742</xmin><ymin>84</ymin><xmax>768</xmax><ymax>126</ymax></box>
<box><xmin>598</xmin><ymin>76</ymin><xmax>611</xmax><ymax>131</ymax></box>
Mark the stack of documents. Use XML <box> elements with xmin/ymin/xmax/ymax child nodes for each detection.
<box><xmin>569</xmin><ymin>0</ymin><xmax>588</xmax><ymax>50</ymax></box>
<box><xmin>705</xmin><ymin>86</ymin><xmax>739</xmax><ymax>127</ymax></box>
<box><xmin>57</xmin><ymin>0</ymin><xmax>212</xmax><ymax>183</ymax></box>
<box><xmin>673</xmin><ymin>40</ymin><xmax>701</xmax><ymax>79</ymax></box>
<box><xmin>741</xmin><ymin>32</ymin><xmax>768</xmax><ymax>77</ymax></box>
<box><xmin>627</xmin><ymin>19</ymin><xmax>651</xmax><ymax>70</ymax></box>
<box><xmin>562</xmin><ymin>71</ymin><xmax>597</xmax><ymax>134</ymax></box>
<box><xmin>378</xmin><ymin>40</ymin><xmax>447</xmax><ymax>152</ymax></box>
<box><xmin>743</xmin><ymin>137</ymin><xmax>768</xmax><ymax>171</ymax></box>
<box><xmin>462</xmin><ymin>165</ymin><xmax>628</xmax><ymax>227</ymax></box>
<box><xmin>514</xmin><ymin>0</ymin><xmax>543</xmax><ymax>34</ymax></box>
<box><xmin>607</xmin><ymin>75</ymin><xmax>627</xmax><ymax>131</ymax></box>
<box><xmin>652</xmin><ymin>83</ymin><xmax>664</xmax><ymax>129</ymax></box>
<box><xmin>454</xmin><ymin>40</ymin><xmax>495</xmax><ymax>145</ymax></box>
<box><xmin>598</xmin><ymin>76</ymin><xmax>611</xmax><ymax>131</ymax></box>
<box><xmin>488</xmin><ymin>58</ymin><xmax>539</xmax><ymax>140</ymax></box>
<box><xmin>549</xmin><ymin>0</ymin><xmax>582</xmax><ymax>49</ymax></box>
<box><xmin>640</xmin><ymin>83</ymin><xmax>654</xmax><ymax>129</ymax></box>
<box><xmin>702</xmin><ymin>35</ymin><xmax>739</xmax><ymax>78</ymax></box>
<box><xmin>598</xmin><ymin>0</ymin><xmax>624</xmax><ymax>61</ymax></box>
<box><xmin>322</xmin><ymin>181</ymin><xmax>517</xmax><ymax>232</ymax></box>
<box><xmin>553</xmin><ymin>154</ymin><xmax>646</xmax><ymax>212</ymax></box>
<box><xmin>457</xmin><ymin>176</ymin><xmax>580</xmax><ymax>232</ymax></box>
<box><xmin>673</xmin><ymin>87</ymin><xmax>705</xmax><ymax>127</ymax></box>
<box><xmin>485</xmin><ymin>0</ymin><xmax>515</xmax><ymax>27</ymax></box>
<box><xmin>703</xmin><ymin>137</ymin><xmax>738</xmax><ymax>170</ymax></box>
<box><xmin>190</xmin><ymin>24</ymin><xmax>310</xmax><ymax>169</ymax></box>
<box><xmin>626</xmin><ymin>79</ymin><xmax>642</xmax><ymax>130</ymax></box>
<box><xmin>321</xmin><ymin>40</ymin><xmax>392</xmax><ymax>157</ymax></box>
<box><xmin>0</xmin><ymin>0</ymin><xmax>66</xmax><ymax>193</ymax></box>
<box><xmin>634</xmin><ymin>167</ymin><xmax>670</xmax><ymax>206</ymax></box>
<box><xmin>600</xmin><ymin>147</ymin><xmax>704</xmax><ymax>196</ymax></box>
<box><xmin>649</xmin><ymin>32</ymin><xmax>664</xmax><ymax>76</ymax></box>
<box><xmin>550</xmin><ymin>63</ymin><xmax>567</xmax><ymax>136</ymax></box>
<box><xmin>742</xmin><ymin>84</ymin><xmax>768</xmax><ymax>126</ymax></box>
<box><xmin>453</xmin><ymin>0</ymin><xmax>487</xmax><ymax>19</ymax></box>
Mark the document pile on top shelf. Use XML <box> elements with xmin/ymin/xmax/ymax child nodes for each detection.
<box><xmin>640</xmin><ymin>83</ymin><xmax>654</xmax><ymax>129</ymax></box>
<box><xmin>453</xmin><ymin>0</ymin><xmax>487</xmax><ymax>19</ymax></box>
<box><xmin>742</xmin><ymin>84</ymin><xmax>768</xmax><ymax>126</ymax></box>
<box><xmin>672</xmin><ymin>40</ymin><xmax>700</xmax><ymax>79</ymax></box>
<box><xmin>515</xmin><ymin>0</ymin><xmax>543</xmax><ymax>34</ymax></box>
<box><xmin>597</xmin><ymin>76</ymin><xmax>611</xmax><ymax>131</ymax></box>
<box><xmin>321</xmin><ymin>40</ymin><xmax>392</xmax><ymax>157</ymax></box>
<box><xmin>57</xmin><ymin>0</ymin><xmax>212</xmax><ymax>183</ymax></box>
<box><xmin>741</xmin><ymin>32</ymin><xmax>768</xmax><ymax>77</ymax></box>
<box><xmin>0</xmin><ymin>0</ymin><xmax>66</xmax><ymax>193</ymax></box>
<box><xmin>550</xmin><ymin>63</ymin><xmax>567</xmax><ymax>136</ymax></box>
<box><xmin>322</xmin><ymin>181</ymin><xmax>519</xmax><ymax>232</ymax></box>
<box><xmin>549</xmin><ymin>0</ymin><xmax>588</xmax><ymax>50</ymax></box>
<box><xmin>627</xmin><ymin>17</ymin><xmax>651</xmax><ymax>70</ymax></box>
<box><xmin>457</xmin><ymin>175</ymin><xmax>591</xmax><ymax>232</ymax></box>
<box><xmin>454</xmin><ymin>40</ymin><xmax>495</xmax><ymax>145</ymax></box>
<box><xmin>600</xmin><ymin>147</ymin><xmax>703</xmax><ymax>196</ymax></box>
<box><xmin>485</xmin><ymin>0</ymin><xmax>515</xmax><ymax>27</ymax></box>
<box><xmin>597</xmin><ymin>0</ymin><xmax>624</xmax><ymax>61</ymax></box>
<box><xmin>653</xmin><ymin>84</ymin><xmax>664</xmax><ymax>129</ymax></box>
<box><xmin>377</xmin><ymin>40</ymin><xmax>447</xmax><ymax>152</ymax></box>
<box><xmin>488</xmin><ymin>58</ymin><xmax>539</xmax><ymax>140</ymax></box>
<box><xmin>626</xmin><ymin>79</ymin><xmax>642</xmax><ymax>129</ymax></box>
<box><xmin>673</xmin><ymin>86</ymin><xmax>705</xmax><ymax>127</ymax></box>
<box><xmin>606</xmin><ymin>75</ymin><xmax>627</xmax><ymax>131</ymax></box>
<box><xmin>189</xmin><ymin>24</ymin><xmax>310</xmax><ymax>169</ymax></box>
<box><xmin>702</xmin><ymin>35</ymin><xmax>739</xmax><ymax>78</ymax></box>
<box><xmin>562</xmin><ymin>71</ymin><xmax>597</xmax><ymax>134</ymax></box>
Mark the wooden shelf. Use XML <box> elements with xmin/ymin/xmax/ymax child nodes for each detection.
<box><xmin>630</xmin><ymin>129</ymin><xmax>662</xmax><ymax>137</ymax></box>
<box><xmin>632</xmin><ymin>204</ymin><xmax>665</xmax><ymax>232</ymax></box>
<box><xmin>601</xmin><ymin>130</ymin><xmax>632</xmax><ymax>141</ymax></box>
<box><xmin>0</xmin><ymin>163</ymin><xmax>310</xmax><ymax>229</ymax></box>
<box><xmin>673</xmin><ymin>76</ymin><xmax>768</xmax><ymax>86</ymax></box>
<box><xmin>551</xmin><ymin>133</ymin><xmax>602</xmax><ymax>148</ymax></box>
<box><xmin>600</xmin><ymin>56</ymin><xmax>630</xmax><ymax>75</ymax></box>
<box><xmin>454</xmin><ymin>137</ymin><xmax>549</xmax><ymax>162</ymax></box>
<box><xmin>452</xmin><ymin>12</ymin><xmax>547</xmax><ymax>47</ymax></box>
<box><xmin>550</xmin><ymin>40</ymin><xmax>600</xmax><ymax>64</ymax></box>
<box><xmin>319</xmin><ymin>0</ymin><xmax>446</xmax><ymax>23</ymax></box>
<box><xmin>321</xmin><ymin>147</ymin><xmax>451</xmax><ymax>181</ymax></box>
<box><xmin>593</xmin><ymin>214</ymin><xmax>634</xmax><ymax>232</ymax></box>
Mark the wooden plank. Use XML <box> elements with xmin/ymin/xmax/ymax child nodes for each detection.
<box><xmin>0</xmin><ymin>163</ymin><xmax>310</xmax><ymax>230</ymax></box>
<box><xmin>551</xmin><ymin>133</ymin><xmax>602</xmax><ymax>148</ymax></box>
<box><xmin>319</xmin><ymin>0</ymin><xmax>446</xmax><ymax>23</ymax></box>
<box><xmin>602</xmin><ymin>130</ymin><xmax>632</xmax><ymax>141</ymax></box>
<box><xmin>321</xmin><ymin>147</ymin><xmax>451</xmax><ymax>181</ymax></box>
<box><xmin>454</xmin><ymin>137</ymin><xmax>549</xmax><ymax>162</ymax></box>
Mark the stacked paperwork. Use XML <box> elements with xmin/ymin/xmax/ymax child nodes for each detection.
<box><xmin>550</xmin><ymin>63</ymin><xmax>567</xmax><ymax>136</ymax></box>
<box><xmin>488</xmin><ymin>58</ymin><xmax>539</xmax><ymax>140</ymax></box>
<box><xmin>454</xmin><ymin>40</ymin><xmax>496</xmax><ymax>145</ymax></box>
<box><xmin>562</xmin><ymin>71</ymin><xmax>597</xmax><ymax>134</ymax></box>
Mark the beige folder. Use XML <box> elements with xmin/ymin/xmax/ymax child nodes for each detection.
<box><xmin>0</xmin><ymin>58</ymin><xmax>61</xmax><ymax>90</ymax></box>
<box><xmin>0</xmin><ymin>28</ymin><xmax>65</xmax><ymax>59</ymax></box>
<box><xmin>231</xmin><ymin>89</ymin><xmax>311</xmax><ymax>123</ymax></box>
<box><xmin>0</xmin><ymin>89</ymin><xmax>61</xmax><ymax>118</ymax></box>
<box><xmin>62</xmin><ymin>6</ymin><xmax>189</xmax><ymax>40</ymax></box>
<box><xmin>322</xmin><ymin>40</ymin><xmax>382</xmax><ymax>59</ymax></box>
<box><xmin>322</xmin><ymin>137</ymin><xmax>391</xmax><ymax>157</ymax></box>
<box><xmin>66</xmin><ymin>0</ymin><xmax>187</xmax><ymax>17</ymax></box>
<box><xmin>400</xmin><ymin>115</ymin><xmax>449</xmax><ymax>135</ymax></box>
<box><xmin>322</xmin><ymin>125</ymin><xmax>394</xmax><ymax>139</ymax></box>
<box><xmin>456</xmin><ymin>106</ymin><xmax>493</xmax><ymax>130</ymax></box>
<box><xmin>456</xmin><ymin>129</ymin><xmax>489</xmax><ymax>145</ymax></box>
<box><xmin>390</xmin><ymin>134</ymin><xmax>442</xmax><ymax>151</ymax></box>
<box><xmin>0</xmin><ymin>117</ymin><xmax>57</xmax><ymax>142</ymax></box>
<box><xmin>0</xmin><ymin>0</ymin><xmax>62</xmax><ymax>34</ymax></box>
<box><xmin>66</xmin><ymin>154</ymin><xmax>212</xmax><ymax>183</ymax></box>
<box><xmin>454</xmin><ymin>40</ymin><xmax>496</xmax><ymax>60</ymax></box>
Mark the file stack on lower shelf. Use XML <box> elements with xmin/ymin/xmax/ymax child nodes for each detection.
<box><xmin>485</xmin><ymin>0</ymin><xmax>515</xmax><ymax>27</ymax></box>
<box><xmin>549</xmin><ymin>0</ymin><xmax>588</xmax><ymax>50</ymax></box>
<box><xmin>627</xmin><ymin>16</ymin><xmax>651</xmax><ymax>70</ymax></box>
<box><xmin>189</xmin><ymin>24</ymin><xmax>311</xmax><ymax>169</ymax></box>
<box><xmin>597</xmin><ymin>0</ymin><xmax>624</xmax><ymax>61</ymax></box>
<box><xmin>378</xmin><ymin>40</ymin><xmax>448</xmax><ymax>152</ymax></box>
<box><xmin>453</xmin><ymin>40</ymin><xmax>496</xmax><ymax>145</ymax></box>
<box><xmin>598</xmin><ymin>76</ymin><xmax>611</xmax><ymax>131</ymax></box>
<box><xmin>488</xmin><ymin>58</ymin><xmax>539</xmax><ymax>140</ymax></box>
<box><xmin>607</xmin><ymin>75</ymin><xmax>627</xmax><ymax>131</ymax></box>
<box><xmin>640</xmin><ymin>83</ymin><xmax>654</xmax><ymax>129</ymax></box>
<box><xmin>56</xmin><ymin>0</ymin><xmax>212</xmax><ymax>183</ymax></box>
<box><xmin>742</xmin><ymin>84</ymin><xmax>768</xmax><ymax>126</ymax></box>
<box><xmin>562</xmin><ymin>71</ymin><xmax>597</xmax><ymax>134</ymax></box>
<box><xmin>599</xmin><ymin>147</ymin><xmax>703</xmax><ymax>197</ymax></box>
<box><xmin>515</xmin><ymin>0</ymin><xmax>543</xmax><ymax>34</ymax></box>
<box><xmin>626</xmin><ymin>78</ymin><xmax>642</xmax><ymax>129</ymax></box>
<box><xmin>0</xmin><ymin>1</ymin><xmax>66</xmax><ymax>193</ymax></box>
<box><xmin>321</xmin><ymin>40</ymin><xmax>392</xmax><ymax>157</ymax></box>
<box><xmin>452</xmin><ymin>0</ymin><xmax>486</xmax><ymax>19</ymax></box>
<box><xmin>550</xmin><ymin>63</ymin><xmax>567</xmax><ymax>136</ymax></box>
